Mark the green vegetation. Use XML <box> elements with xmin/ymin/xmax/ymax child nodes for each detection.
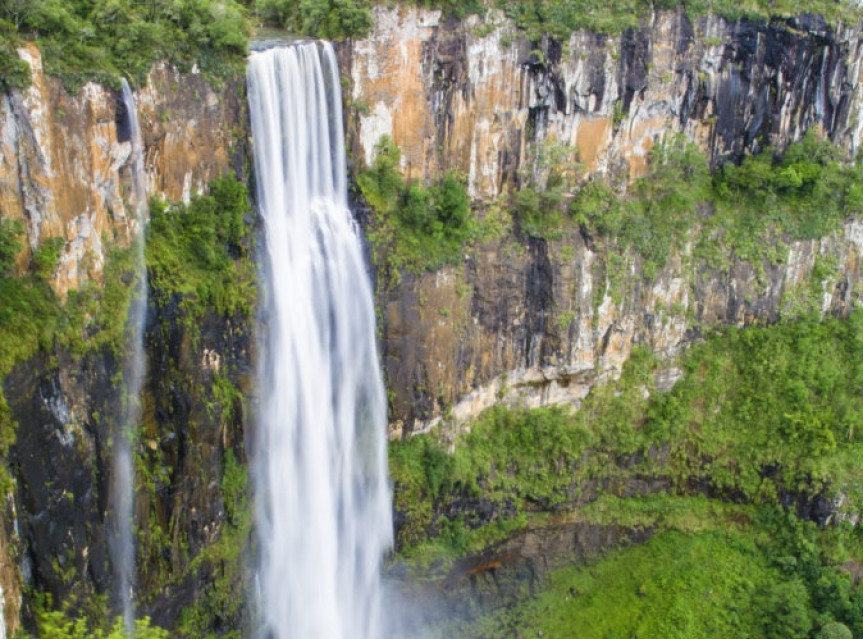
<box><xmin>255</xmin><ymin>0</ymin><xmax>861</xmax><ymax>44</ymax></box>
<box><xmin>34</xmin><ymin>610</ymin><xmax>168</xmax><ymax>638</ymax></box>
<box><xmin>393</xmin><ymin>313</ymin><xmax>863</xmax><ymax>635</ymax></box>
<box><xmin>255</xmin><ymin>0</ymin><xmax>373</xmax><ymax>40</ymax></box>
<box><xmin>0</xmin><ymin>0</ymin><xmax>250</xmax><ymax>91</ymax></box>
<box><xmin>0</xmin><ymin>219</ymin><xmax>65</xmax><ymax>492</ymax></box>
<box><xmin>454</xmin><ymin>522</ymin><xmax>863</xmax><ymax>638</ymax></box>
<box><xmin>358</xmin><ymin>135</ymin><xmax>473</xmax><ymax>283</ymax></box>
<box><xmin>390</xmin><ymin>312</ymin><xmax>863</xmax><ymax>563</ymax></box>
<box><xmin>0</xmin><ymin>0</ymin><xmax>859</xmax><ymax>93</ymax></box>
<box><xmin>176</xmin><ymin>449</ymin><xmax>251</xmax><ymax>637</ymax></box>
<box><xmin>499</xmin><ymin>0</ymin><xmax>860</xmax><ymax>41</ymax></box>
<box><xmin>567</xmin><ymin>132</ymin><xmax>863</xmax><ymax>279</ymax></box>
<box><xmin>146</xmin><ymin>174</ymin><xmax>256</xmax><ymax>323</ymax></box>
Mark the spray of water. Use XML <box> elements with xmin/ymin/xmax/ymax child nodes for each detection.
<box><xmin>112</xmin><ymin>79</ymin><xmax>149</xmax><ymax>634</ymax></box>
<box><xmin>247</xmin><ymin>43</ymin><xmax>393</xmax><ymax>639</ymax></box>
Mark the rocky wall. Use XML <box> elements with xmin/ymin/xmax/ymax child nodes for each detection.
<box><xmin>381</xmin><ymin>220</ymin><xmax>863</xmax><ymax>437</ymax></box>
<box><xmin>0</xmin><ymin>45</ymin><xmax>245</xmax><ymax>300</ymax></box>
<box><xmin>347</xmin><ymin>7</ymin><xmax>863</xmax><ymax>198</ymax></box>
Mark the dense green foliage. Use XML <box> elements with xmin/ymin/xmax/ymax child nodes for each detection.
<box><xmin>566</xmin><ymin>132</ymin><xmax>863</xmax><ymax>279</ymax></box>
<box><xmin>358</xmin><ymin>135</ymin><xmax>473</xmax><ymax>282</ymax></box>
<box><xmin>0</xmin><ymin>0</ymin><xmax>250</xmax><ymax>91</ymax></box>
<box><xmin>256</xmin><ymin>0</ymin><xmax>859</xmax><ymax>44</ymax></box>
<box><xmin>146</xmin><ymin>175</ymin><xmax>256</xmax><ymax>321</ymax></box>
<box><xmin>0</xmin><ymin>177</ymin><xmax>254</xmax><ymax>633</ymax></box>
<box><xmin>454</xmin><ymin>522</ymin><xmax>863</xmax><ymax>638</ymax></box>
<box><xmin>0</xmin><ymin>0</ymin><xmax>859</xmax><ymax>91</ymax></box>
<box><xmin>255</xmin><ymin>0</ymin><xmax>372</xmax><ymax>40</ymax></box>
<box><xmin>393</xmin><ymin>313</ymin><xmax>863</xmax><ymax>635</ymax></box>
<box><xmin>34</xmin><ymin>610</ymin><xmax>168</xmax><ymax>638</ymax></box>
<box><xmin>390</xmin><ymin>312</ymin><xmax>863</xmax><ymax>561</ymax></box>
<box><xmin>499</xmin><ymin>0</ymin><xmax>860</xmax><ymax>41</ymax></box>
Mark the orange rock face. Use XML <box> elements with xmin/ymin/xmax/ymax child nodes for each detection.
<box><xmin>346</xmin><ymin>9</ymin><xmax>863</xmax><ymax>435</ymax></box>
<box><xmin>0</xmin><ymin>46</ymin><xmax>244</xmax><ymax>300</ymax></box>
<box><xmin>348</xmin><ymin>8</ymin><xmax>862</xmax><ymax>198</ymax></box>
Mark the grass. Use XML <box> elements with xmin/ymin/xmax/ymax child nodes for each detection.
<box><xmin>146</xmin><ymin>174</ymin><xmax>256</xmax><ymax>324</ymax></box>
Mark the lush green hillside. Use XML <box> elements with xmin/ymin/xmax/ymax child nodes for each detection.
<box><xmin>390</xmin><ymin>310</ymin><xmax>863</xmax><ymax>635</ymax></box>
<box><xmin>455</xmin><ymin>524</ymin><xmax>863</xmax><ymax>638</ymax></box>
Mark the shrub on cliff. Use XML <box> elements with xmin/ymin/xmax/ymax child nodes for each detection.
<box><xmin>359</xmin><ymin>135</ymin><xmax>473</xmax><ymax>280</ymax></box>
<box><xmin>147</xmin><ymin>175</ymin><xmax>256</xmax><ymax>319</ymax></box>
<box><xmin>256</xmin><ymin>0</ymin><xmax>372</xmax><ymax>40</ymax></box>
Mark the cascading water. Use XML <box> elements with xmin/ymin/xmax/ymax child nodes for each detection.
<box><xmin>112</xmin><ymin>79</ymin><xmax>149</xmax><ymax>632</ymax></box>
<box><xmin>247</xmin><ymin>43</ymin><xmax>392</xmax><ymax>638</ymax></box>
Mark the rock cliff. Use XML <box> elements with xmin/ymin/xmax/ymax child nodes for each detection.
<box><xmin>0</xmin><ymin>46</ymin><xmax>251</xmax><ymax>633</ymax></box>
<box><xmin>0</xmin><ymin>45</ymin><xmax>245</xmax><ymax>298</ymax></box>
<box><xmin>343</xmin><ymin>7</ymin><xmax>863</xmax><ymax>435</ymax></box>
<box><xmin>348</xmin><ymin>7</ymin><xmax>863</xmax><ymax>197</ymax></box>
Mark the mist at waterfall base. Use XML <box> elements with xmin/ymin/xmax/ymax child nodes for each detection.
<box><xmin>110</xmin><ymin>79</ymin><xmax>149</xmax><ymax>632</ymax></box>
<box><xmin>247</xmin><ymin>43</ymin><xmax>393</xmax><ymax>638</ymax></box>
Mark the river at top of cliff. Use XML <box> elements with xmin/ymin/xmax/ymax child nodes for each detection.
<box><xmin>249</xmin><ymin>28</ymin><xmax>306</xmax><ymax>52</ymax></box>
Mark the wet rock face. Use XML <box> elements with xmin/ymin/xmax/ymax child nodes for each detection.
<box><xmin>346</xmin><ymin>8</ymin><xmax>862</xmax><ymax>198</ymax></box>
<box><xmin>387</xmin><ymin>521</ymin><xmax>654</xmax><ymax>634</ymax></box>
<box><xmin>3</xmin><ymin>297</ymin><xmax>252</xmax><ymax>628</ymax></box>
<box><xmin>0</xmin><ymin>50</ymin><xmax>251</xmax><ymax>629</ymax></box>
<box><xmin>4</xmin><ymin>353</ymin><xmax>115</xmax><ymax>620</ymax></box>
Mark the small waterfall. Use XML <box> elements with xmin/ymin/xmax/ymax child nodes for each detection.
<box><xmin>112</xmin><ymin>79</ymin><xmax>149</xmax><ymax>633</ymax></box>
<box><xmin>0</xmin><ymin>585</ymin><xmax>5</xmax><ymax>639</ymax></box>
<box><xmin>247</xmin><ymin>43</ymin><xmax>393</xmax><ymax>638</ymax></box>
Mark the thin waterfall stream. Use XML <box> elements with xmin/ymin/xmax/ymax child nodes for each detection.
<box><xmin>113</xmin><ymin>79</ymin><xmax>149</xmax><ymax>632</ymax></box>
<box><xmin>247</xmin><ymin>43</ymin><xmax>392</xmax><ymax>638</ymax></box>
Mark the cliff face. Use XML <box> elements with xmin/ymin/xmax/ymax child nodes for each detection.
<box><xmin>0</xmin><ymin>47</ymin><xmax>252</xmax><ymax>632</ymax></box>
<box><xmin>348</xmin><ymin>7</ymin><xmax>863</xmax><ymax>198</ymax></box>
<box><xmin>378</xmin><ymin>220</ymin><xmax>863</xmax><ymax>436</ymax></box>
<box><xmin>0</xmin><ymin>45</ymin><xmax>245</xmax><ymax>298</ymax></box>
<box><xmin>344</xmin><ymin>8</ymin><xmax>863</xmax><ymax>435</ymax></box>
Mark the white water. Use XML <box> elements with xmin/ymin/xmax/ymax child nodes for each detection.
<box><xmin>247</xmin><ymin>43</ymin><xmax>392</xmax><ymax>639</ymax></box>
<box><xmin>112</xmin><ymin>79</ymin><xmax>149</xmax><ymax>633</ymax></box>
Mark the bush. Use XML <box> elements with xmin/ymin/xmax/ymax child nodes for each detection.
<box><xmin>256</xmin><ymin>0</ymin><xmax>372</xmax><ymax>41</ymax></box>
<box><xmin>359</xmin><ymin>136</ymin><xmax>473</xmax><ymax>278</ymax></box>
<box><xmin>5</xmin><ymin>0</ymin><xmax>251</xmax><ymax>91</ymax></box>
<box><xmin>146</xmin><ymin>175</ymin><xmax>256</xmax><ymax>319</ymax></box>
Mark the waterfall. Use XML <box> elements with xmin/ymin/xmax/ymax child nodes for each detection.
<box><xmin>247</xmin><ymin>43</ymin><xmax>392</xmax><ymax>639</ymax></box>
<box><xmin>112</xmin><ymin>79</ymin><xmax>149</xmax><ymax>633</ymax></box>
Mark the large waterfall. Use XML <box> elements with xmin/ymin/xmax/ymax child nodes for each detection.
<box><xmin>112</xmin><ymin>79</ymin><xmax>149</xmax><ymax>632</ymax></box>
<box><xmin>247</xmin><ymin>43</ymin><xmax>392</xmax><ymax>638</ymax></box>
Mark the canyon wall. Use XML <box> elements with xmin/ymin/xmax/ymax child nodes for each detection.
<box><xmin>348</xmin><ymin>7</ymin><xmax>863</xmax><ymax>197</ymax></box>
<box><xmin>0</xmin><ymin>47</ymin><xmax>252</xmax><ymax>632</ymax></box>
<box><xmin>343</xmin><ymin>7</ymin><xmax>863</xmax><ymax>435</ymax></box>
<box><xmin>0</xmin><ymin>45</ymin><xmax>246</xmax><ymax>297</ymax></box>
